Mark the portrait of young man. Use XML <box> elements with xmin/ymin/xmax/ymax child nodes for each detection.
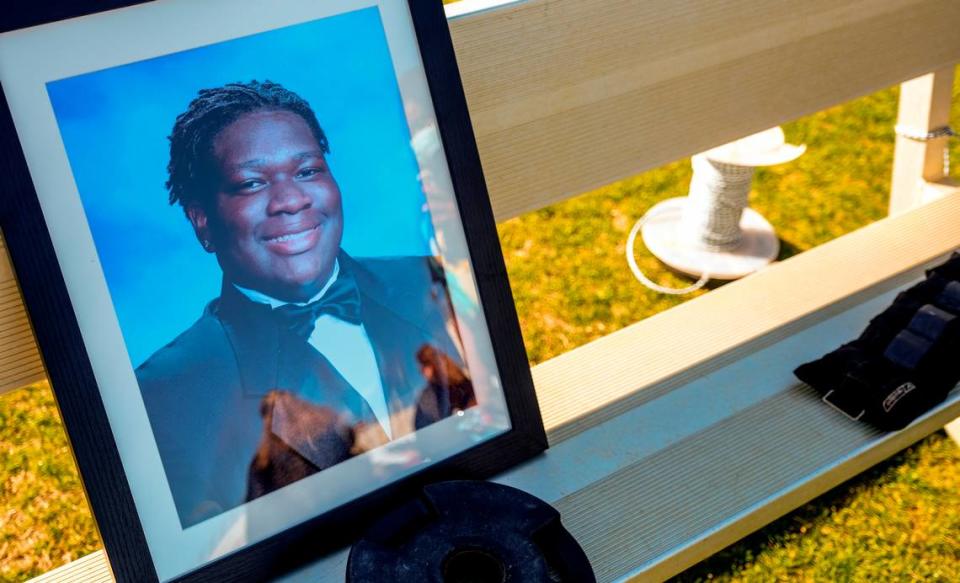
<box><xmin>134</xmin><ymin>81</ymin><xmax>477</xmax><ymax>527</ymax></box>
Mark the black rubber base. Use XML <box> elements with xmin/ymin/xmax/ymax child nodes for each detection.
<box><xmin>346</xmin><ymin>480</ymin><xmax>595</xmax><ymax>583</ymax></box>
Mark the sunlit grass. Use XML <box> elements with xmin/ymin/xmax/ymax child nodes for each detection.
<box><xmin>0</xmin><ymin>383</ymin><xmax>99</xmax><ymax>581</ymax></box>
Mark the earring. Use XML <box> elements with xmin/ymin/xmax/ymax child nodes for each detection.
<box><xmin>201</xmin><ymin>240</ymin><xmax>212</xmax><ymax>251</ymax></box>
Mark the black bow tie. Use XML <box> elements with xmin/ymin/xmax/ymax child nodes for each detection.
<box><xmin>273</xmin><ymin>270</ymin><xmax>362</xmax><ymax>339</ymax></box>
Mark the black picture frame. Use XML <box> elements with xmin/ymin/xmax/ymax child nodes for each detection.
<box><xmin>0</xmin><ymin>2</ymin><xmax>547</xmax><ymax>581</ymax></box>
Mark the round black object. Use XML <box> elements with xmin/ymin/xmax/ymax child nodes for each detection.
<box><xmin>346</xmin><ymin>480</ymin><xmax>595</xmax><ymax>583</ymax></box>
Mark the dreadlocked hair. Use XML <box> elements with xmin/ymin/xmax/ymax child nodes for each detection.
<box><xmin>166</xmin><ymin>80</ymin><xmax>329</xmax><ymax>210</ymax></box>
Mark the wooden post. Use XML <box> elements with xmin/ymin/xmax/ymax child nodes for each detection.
<box><xmin>893</xmin><ymin>68</ymin><xmax>960</xmax><ymax>444</ymax></box>
<box><xmin>889</xmin><ymin>67</ymin><xmax>956</xmax><ymax>215</ymax></box>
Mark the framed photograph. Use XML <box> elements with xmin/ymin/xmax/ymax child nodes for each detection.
<box><xmin>0</xmin><ymin>1</ymin><xmax>546</xmax><ymax>580</ymax></box>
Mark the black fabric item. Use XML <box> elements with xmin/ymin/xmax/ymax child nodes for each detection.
<box><xmin>927</xmin><ymin>251</ymin><xmax>960</xmax><ymax>280</ymax></box>
<box><xmin>272</xmin><ymin>266</ymin><xmax>363</xmax><ymax>338</ymax></box>
<box><xmin>907</xmin><ymin>304</ymin><xmax>956</xmax><ymax>340</ymax></box>
<box><xmin>883</xmin><ymin>330</ymin><xmax>933</xmax><ymax>370</ymax></box>
<box><xmin>938</xmin><ymin>281</ymin><xmax>960</xmax><ymax>313</ymax></box>
<box><xmin>857</xmin><ymin>275</ymin><xmax>951</xmax><ymax>351</ymax></box>
<box><xmin>795</xmin><ymin>251</ymin><xmax>960</xmax><ymax>430</ymax></box>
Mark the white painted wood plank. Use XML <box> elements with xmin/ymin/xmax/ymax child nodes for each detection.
<box><xmin>449</xmin><ymin>0</ymin><xmax>960</xmax><ymax>220</ymax></box>
<box><xmin>0</xmin><ymin>236</ymin><xmax>44</xmax><ymax>395</ymax></box>
<box><xmin>28</xmin><ymin>549</ymin><xmax>112</xmax><ymax>583</ymax></box>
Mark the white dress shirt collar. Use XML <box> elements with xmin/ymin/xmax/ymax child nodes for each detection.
<box><xmin>233</xmin><ymin>259</ymin><xmax>340</xmax><ymax>308</ymax></box>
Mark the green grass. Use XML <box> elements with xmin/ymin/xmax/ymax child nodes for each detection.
<box><xmin>2</xmin><ymin>71</ymin><xmax>960</xmax><ymax>581</ymax></box>
<box><xmin>0</xmin><ymin>383</ymin><xmax>99</xmax><ymax>581</ymax></box>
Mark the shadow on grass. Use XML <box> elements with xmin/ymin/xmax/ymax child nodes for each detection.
<box><xmin>777</xmin><ymin>238</ymin><xmax>803</xmax><ymax>262</ymax></box>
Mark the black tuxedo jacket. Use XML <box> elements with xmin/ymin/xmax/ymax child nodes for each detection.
<box><xmin>136</xmin><ymin>253</ymin><xmax>465</xmax><ymax>527</ymax></box>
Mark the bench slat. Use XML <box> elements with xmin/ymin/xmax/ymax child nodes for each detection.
<box><xmin>0</xmin><ymin>235</ymin><xmax>43</xmax><ymax>395</ymax></box>
<box><xmin>449</xmin><ymin>0</ymin><xmax>960</xmax><ymax>220</ymax></box>
<box><xmin>27</xmin><ymin>549</ymin><xmax>112</xmax><ymax>583</ymax></box>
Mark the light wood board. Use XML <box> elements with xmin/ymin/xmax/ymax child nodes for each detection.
<box><xmin>0</xmin><ymin>235</ymin><xmax>44</xmax><ymax>395</ymax></box>
<box><xmin>448</xmin><ymin>0</ymin><xmax>960</xmax><ymax>220</ymax></box>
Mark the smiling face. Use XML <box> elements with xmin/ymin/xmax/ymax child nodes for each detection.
<box><xmin>187</xmin><ymin>110</ymin><xmax>343</xmax><ymax>302</ymax></box>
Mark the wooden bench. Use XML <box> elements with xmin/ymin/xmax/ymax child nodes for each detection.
<box><xmin>12</xmin><ymin>0</ymin><xmax>960</xmax><ymax>580</ymax></box>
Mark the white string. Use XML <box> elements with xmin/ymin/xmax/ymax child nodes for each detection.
<box><xmin>626</xmin><ymin>206</ymin><xmax>710</xmax><ymax>295</ymax></box>
<box><xmin>627</xmin><ymin>154</ymin><xmax>756</xmax><ymax>295</ymax></box>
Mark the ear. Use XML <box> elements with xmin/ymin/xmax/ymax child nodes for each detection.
<box><xmin>186</xmin><ymin>203</ymin><xmax>215</xmax><ymax>253</ymax></box>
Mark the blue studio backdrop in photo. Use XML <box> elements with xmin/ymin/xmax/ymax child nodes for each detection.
<box><xmin>46</xmin><ymin>7</ymin><xmax>434</xmax><ymax>367</ymax></box>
